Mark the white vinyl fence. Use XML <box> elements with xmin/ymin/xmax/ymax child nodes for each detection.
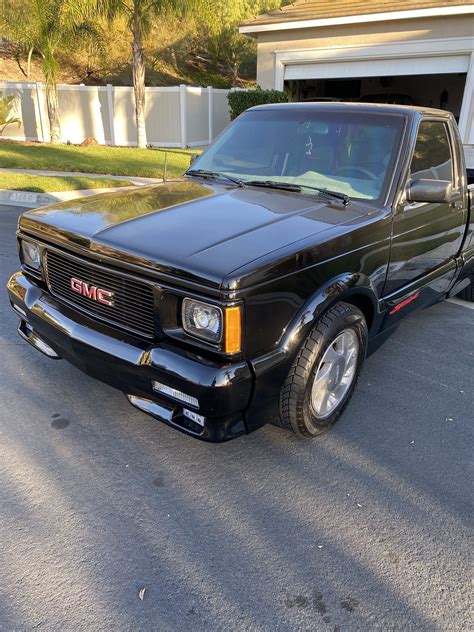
<box><xmin>0</xmin><ymin>82</ymin><xmax>238</xmax><ymax>148</ymax></box>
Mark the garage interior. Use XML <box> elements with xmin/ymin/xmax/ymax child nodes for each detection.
<box><xmin>287</xmin><ymin>73</ymin><xmax>467</xmax><ymax>122</ymax></box>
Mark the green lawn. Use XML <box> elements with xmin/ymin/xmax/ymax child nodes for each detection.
<box><xmin>0</xmin><ymin>140</ymin><xmax>196</xmax><ymax>179</ymax></box>
<box><xmin>0</xmin><ymin>171</ymin><xmax>133</xmax><ymax>193</ymax></box>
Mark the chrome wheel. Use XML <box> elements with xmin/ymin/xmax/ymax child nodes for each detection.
<box><xmin>310</xmin><ymin>328</ymin><xmax>359</xmax><ymax>419</ymax></box>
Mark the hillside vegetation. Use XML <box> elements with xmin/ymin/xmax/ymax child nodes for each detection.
<box><xmin>1</xmin><ymin>2</ymin><xmax>288</xmax><ymax>88</ymax></box>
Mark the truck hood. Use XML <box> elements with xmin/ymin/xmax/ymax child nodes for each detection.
<box><xmin>20</xmin><ymin>179</ymin><xmax>374</xmax><ymax>290</ymax></box>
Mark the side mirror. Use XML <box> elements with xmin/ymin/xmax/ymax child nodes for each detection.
<box><xmin>406</xmin><ymin>179</ymin><xmax>453</xmax><ymax>204</ymax></box>
<box><xmin>189</xmin><ymin>153</ymin><xmax>199</xmax><ymax>166</ymax></box>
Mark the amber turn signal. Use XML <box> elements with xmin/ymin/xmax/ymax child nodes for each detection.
<box><xmin>225</xmin><ymin>306</ymin><xmax>241</xmax><ymax>354</ymax></box>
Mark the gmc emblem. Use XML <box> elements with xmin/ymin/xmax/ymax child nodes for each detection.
<box><xmin>70</xmin><ymin>277</ymin><xmax>114</xmax><ymax>306</ymax></box>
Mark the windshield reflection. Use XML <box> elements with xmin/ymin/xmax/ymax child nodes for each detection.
<box><xmin>192</xmin><ymin>108</ymin><xmax>406</xmax><ymax>202</ymax></box>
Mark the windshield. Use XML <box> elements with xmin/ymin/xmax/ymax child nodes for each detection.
<box><xmin>191</xmin><ymin>108</ymin><xmax>406</xmax><ymax>202</ymax></box>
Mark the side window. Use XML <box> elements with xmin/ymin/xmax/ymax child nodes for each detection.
<box><xmin>410</xmin><ymin>121</ymin><xmax>453</xmax><ymax>183</ymax></box>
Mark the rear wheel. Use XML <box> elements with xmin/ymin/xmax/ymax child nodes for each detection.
<box><xmin>457</xmin><ymin>276</ymin><xmax>473</xmax><ymax>302</ymax></box>
<box><xmin>278</xmin><ymin>302</ymin><xmax>368</xmax><ymax>437</ymax></box>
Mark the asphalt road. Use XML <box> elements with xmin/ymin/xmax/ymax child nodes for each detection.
<box><xmin>1</xmin><ymin>204</ymin><xmax>472</xmax><ymax>632</ymax></box>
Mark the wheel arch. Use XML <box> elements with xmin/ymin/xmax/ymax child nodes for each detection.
<box><xmin>342</xmin><ymin>292</ymin><xmax>376</xmax><ymax>331</ymax></box>
<box><xmin>279</xmin><ymin>272</ymin><xmax>379</xmax><ymax>358</ymax></box>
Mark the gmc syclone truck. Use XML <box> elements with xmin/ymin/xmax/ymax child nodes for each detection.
<box><xmin>7</xmin><ymin>104</ymin><xmax>474</xmax><ymax>442</ymax></box>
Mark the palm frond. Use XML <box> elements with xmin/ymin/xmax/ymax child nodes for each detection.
<box><xmin>0</xmin><ymin>93</ymin><xmax>22</xmax><ymax>135</ymax></box>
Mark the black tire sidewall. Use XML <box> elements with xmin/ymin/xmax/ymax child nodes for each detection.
<box><xmin>301</xmin><ymin>308</ymin><xmax>367</xmax><ymax>436</ymax></box>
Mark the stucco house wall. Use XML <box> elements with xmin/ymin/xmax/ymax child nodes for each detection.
<box><xmin>255</xmin><ymin>16</ymin><xmax>472</xmax><ymax>89</ymax></box>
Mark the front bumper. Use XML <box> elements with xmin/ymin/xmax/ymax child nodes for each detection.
<box><xmin>7</xmin><ymin>271</ymin><xmax>254</xmax><ymax>442</ymax></box>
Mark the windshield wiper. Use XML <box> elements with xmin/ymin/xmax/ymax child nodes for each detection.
<box><xmin>311</xmin><ymin>187</ymin><xmax>350</xmax><ymax>206</ymax></box>
<box><xmin>245</xmin><ymin>180</ymin><xmax>349</xmax><ymax>206</ymax></box>
<box><xmin>186</xmin><ymin>172</ymin><xmax>350</xmax><ymax>204</ymax></box>
<box><xmin>245</xmin><ymin>180</ymin><xmax>302</xmax><ymax>192</ymax></box>
<box><xmin>185</xmin><ymin>169</ymin><xmax>243</xmax><ymax>187</ymax></box>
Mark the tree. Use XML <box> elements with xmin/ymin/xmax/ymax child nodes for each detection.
<box><xmin>194</xmin><ymin>0</ymin><xmax>286</xmax><ymax>86</ymax></box>
<box><xmin>0</xmin><ymin>0</ymin><xmax>102</xmax><ymax>143</ymax></box>
<box><xmin>103</xmin><ymin>0</ymin><xmax>186</xmax><ymax>148</ymax></box>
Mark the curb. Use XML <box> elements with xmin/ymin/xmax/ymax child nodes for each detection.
<box><xmin>0</xmin><ymin>185</ymin><xmax>143</xmax><ymax>209</ymax></box>
<box><xmin>0</xmin><ymin>189</ymin><xmax>58</xmax><ymax>209</ymax></box>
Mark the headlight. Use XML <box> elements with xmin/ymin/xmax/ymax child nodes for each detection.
<box><xmin>182</xmin><ymin>298</ymin><xmax>222</xmax><ymax>344</ymax></box>
<box><xmin>21</xmin><ymin>240</ymin><xmax>41</xmax><ymax>270</ymax></box>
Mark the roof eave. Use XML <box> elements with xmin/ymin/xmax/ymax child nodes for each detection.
<box><xmin>239</xmin><ymin>4</ymin><xmax>474</xmax><ymax>35</ymax></box>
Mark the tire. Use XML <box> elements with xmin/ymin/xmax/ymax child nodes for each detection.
<box><xmin>457</xmin><ymin>277</ymin><xmax>473</xmax><ymax>302</ymax></box>
<box><xmin>278</xmin><ymin>301</ymin><xmax>368</xmax><ymax>437</ymax></box>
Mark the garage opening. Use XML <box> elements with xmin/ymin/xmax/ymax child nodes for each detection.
<box><xmin>286</xmin><ymin>73</ymin><xmax>467</xmax><ymax>122</ymax></box>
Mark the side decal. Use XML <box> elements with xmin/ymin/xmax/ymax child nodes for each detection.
<box><xmin>389</xmin><ymin>291</ymin><xmax>420</xmax><ymax>315</ymax></box>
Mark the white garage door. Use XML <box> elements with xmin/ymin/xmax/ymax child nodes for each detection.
<box><xmin>277</xmin><ymin>36</ymin><xmax>473</xmax><ymax>156</ymax></box>
<box><xmin>284</xmin><ymin>55</ymin><xmax>471</xmax><ymax>81</ymax></box>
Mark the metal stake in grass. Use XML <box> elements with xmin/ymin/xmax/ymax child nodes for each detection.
<box><xmin>163</xmin><ymin>151</ymin><xmax>168</xmax><ymax>182</ymax></box>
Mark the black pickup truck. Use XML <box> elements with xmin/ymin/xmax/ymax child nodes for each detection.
<box><xmin>7</xmin><ymin>103</ymin><xmax>474</xmax><ymax>442</ymax></box>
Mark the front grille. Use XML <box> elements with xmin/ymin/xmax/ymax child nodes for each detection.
<box><xmin>45</xmin><ymin>250</ymin><xmax>156</xmax><ymax>338</ymax></box>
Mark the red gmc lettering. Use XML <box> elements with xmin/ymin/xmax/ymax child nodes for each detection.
<box><xmin>82</xmin><ymin>283</ymin><xmax>97</xmax><ymax>300</ymax></box>
<box><xmin>70</xmin><ymin>277</ymin><xmax>83</xmax><ymax>294</ymax></box>
<box><xmin>70</xmin><ymin>277</ymin><xmax>114</xmax><ymax>306</ymax></box>
<box><xmin>96</xmin><ymin>289</ymin><xmax>114</xmax><ymax>306</ymax></box>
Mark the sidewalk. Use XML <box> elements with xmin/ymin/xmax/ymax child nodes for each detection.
<box><xmin>0</xmin><ymin>167</ymin><xmax>161</xmax><ymax>187</ymax></box>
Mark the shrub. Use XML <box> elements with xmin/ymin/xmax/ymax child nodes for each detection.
<box><xmin>228</xmin><ymin>87</ymin><xmax>288</xmax><ymax>120</ymax></box>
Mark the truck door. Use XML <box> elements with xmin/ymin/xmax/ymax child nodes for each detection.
<box><xmin>384</xmin><ymin>119</ymin><xmax>465</xmax><ymax>295</ymax></box>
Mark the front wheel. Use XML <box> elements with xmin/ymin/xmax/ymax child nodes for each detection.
<box><xmin>278</xmin><ymin>302</ymin><xmax>368</xmax><ymax>437</ymax></box>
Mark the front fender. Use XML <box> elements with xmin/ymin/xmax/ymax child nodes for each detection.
<box><xmin>246</xmin><ymin>272</ymin><xmax>380</xmax><ymax>426</ymax></box>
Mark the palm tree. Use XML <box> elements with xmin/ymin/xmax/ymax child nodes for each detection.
<box><xmin>1</xmin><ymin>0</ymin><xmax>102</xmax><ymax>143</ymax></box>
<box><xmin>104</xmin><ymin>0</ymin><xmax>186</xmax><ymax>148</ymax></box>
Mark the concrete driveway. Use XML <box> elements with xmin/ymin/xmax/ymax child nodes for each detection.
<box><xmin>1</xmin><ymin>204</ymin><xmax>472</xmax><ymax>631</ymax></box>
